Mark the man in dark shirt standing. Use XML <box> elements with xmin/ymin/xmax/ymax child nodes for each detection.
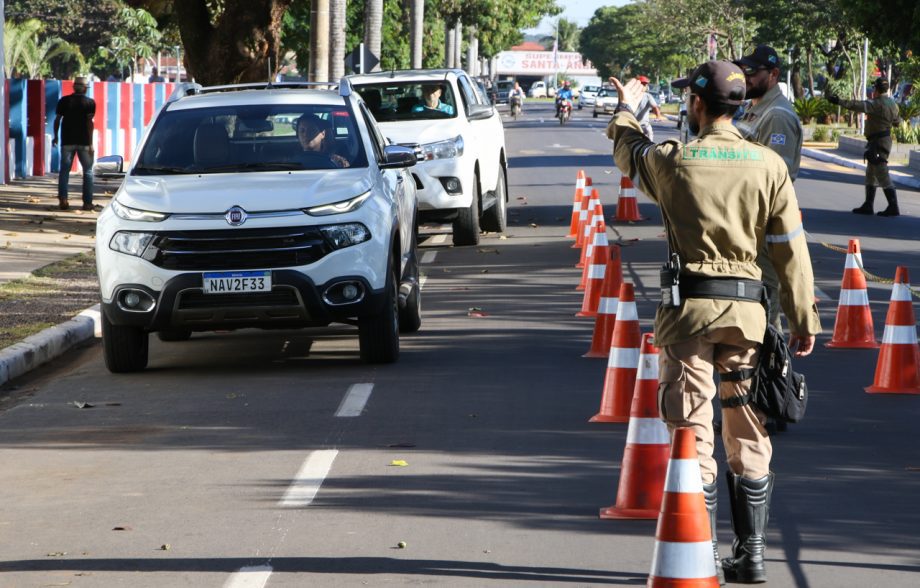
<box><xmin>53</xmin><ymin>77</ymin><xmax>96</xmax><ymax>211</ymax></box>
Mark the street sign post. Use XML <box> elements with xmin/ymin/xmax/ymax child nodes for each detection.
<box><xmin>345</xmin><ymin>43</ymin><xmax>380</xmax><ymax>74</ymax></box>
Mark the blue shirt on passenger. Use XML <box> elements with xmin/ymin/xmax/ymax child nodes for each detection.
<box><xmin>412</xmin><ymin>101</ymin><xmax>455</xmax><ymax>115</ymax></box>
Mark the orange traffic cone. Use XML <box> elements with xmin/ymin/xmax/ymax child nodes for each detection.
<box><xmin>577</xmin><ymin>219</ymin><xmax>611</xmax><ymax>316</ymax></box>
<box><xmin>590</xmin><ymin>282</ymin><xmax>640</xmax><ymax>423</ymax></box>
<box><xmin>615</xmin><ymin>175</ymin><xmax>642</xmax><ymax>222</ymax></box>
<box><xmin>826</xmin><ymin>239</ymin><xmax>879</xmax><ymax>348</ymax></box>
<box><xmin>577</xmin><ymin>188</ymin><xmax>602</xmax><ymax>264</ymax></box>
<box><xmin>577</xmin><ymin>198</ymin><xmax>607</xmax><ymax>287</ymax></box>
<box><xmin>566</xmin><ymin>170</ymin><xmax>586</xmax><ymax>238</ymax></box>
<box><xmin>600</xmin><ymin>333</ymin><xmax>670</xmax><ymax>519</ymax></box>
<box><xmin>573</xmin><ymin>180</ymin><xmax>594</xmax><ymax>249</ymax></box>
<box><xmin>583</xmin><ymin>246</ymin><xmax>624</xmax><ymax>357</ymax></box>
<box><xmin>647</xmin><ymin>427</ymin><xmax>719</xmax><ymax>588</ymax></box>
<box><xmin>865</xmin><ymin>266</ymin><xmax>920</xmax><ymax>394</ymax></box>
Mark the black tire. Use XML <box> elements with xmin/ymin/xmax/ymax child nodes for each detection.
<box><xmin>102</xmin><ymin>313</ymin><xmax>149</xmax><ymax>373</ymax></box>
<box><xmin>593</xmin><ymin>111</ymin><xmax>598</xmax><ymax>118</ymax></box>
<box><xmin>157</xmin><ymin>329</ymin><xmax>192</xmax><ymax>342</ymax></box>
<box><xmin>359</xmin><ymin>269</ymin><xmax>400</xmax><ymax>363</ymax></box>
<box><xmin>480</xmin><ymin>166</ymin><xmax>507</xmax><ymax>233</ymax></box>
<box><xmin>452</xmin><ymin>178</ymin><xmax>481</xmax><ymax>246</ymax></box>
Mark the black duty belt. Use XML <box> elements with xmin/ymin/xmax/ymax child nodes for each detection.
<box><xmin>679</xmin><ymin>277</ymin><xmax>765</xmax><ymax>303</ymax></box>
<box><xmin>866</xmin><ymin>130</ymin><xmax>891</xmax><ymax>141</ymax></box>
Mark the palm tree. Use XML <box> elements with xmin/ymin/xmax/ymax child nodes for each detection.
<box><xmin>4</xmin><ymin>19</ymin><xmax>43</xmax><ymax>77</ymax></box>
<box><xmin>19</xmin><ymin>38</ymin><xmax>82</xmax><ymax>79</ymax></box>
<box><xmin>364</xmin><ymin>0</ymin><xmax>382</xmax><ymax>72</ymax></box>
<box><xmin>329</xmin><ymin>0</ymin><xmax>347</xmax><ymax>80</ymax></box>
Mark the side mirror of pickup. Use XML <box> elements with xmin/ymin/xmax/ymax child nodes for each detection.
<box><xmin>94</xmin><ymin>155</ymin><xmax>126</xmax><ymax>179</ymax></box>
<box><xmin>380</xmin><ymin>145</ymin><xmax>417</xmax><ymax>169</ymax></box>
<box><xmin>467</xmin><ymin>104</ymin><xmax>495</xmax><ymax>121</ymax></box>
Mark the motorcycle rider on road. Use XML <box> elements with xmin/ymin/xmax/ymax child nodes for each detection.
<box><xmin>556</xmin><ymin>80</ymin><xmax>574</xmax><ymax>118</ymax></box>
<box><xmin>510</xmin><ymin>81</ymin><xmax>525</xmax><ymax>115</ymax></box>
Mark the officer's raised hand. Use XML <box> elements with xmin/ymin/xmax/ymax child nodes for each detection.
<box><xmin>607</xmin><ymin>76</ymin><xmax>643</xmax><ymax>113</ymax></box>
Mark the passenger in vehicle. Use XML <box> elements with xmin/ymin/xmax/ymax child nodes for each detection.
<box><xmin>412</xmin><ymin>85</ymin><xmax>455</xmax><ymax>116</ymax></box>
<box><xmin>295</xmin><ymin>114</ymin><xmax>350</xmax><ymax>168</ymax></box>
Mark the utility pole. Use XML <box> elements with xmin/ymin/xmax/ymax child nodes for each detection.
<box><xmin>310</xmin><ymin>0</ymin><xmax>330</xmax><ymax>82</ymax></box>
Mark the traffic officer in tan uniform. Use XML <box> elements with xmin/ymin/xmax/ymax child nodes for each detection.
<box><xmin>735</xmin><ymin>45</ymin><xmax>804</xmax><ymax>429</ymax></box>
<box><xmin>828</xmin><ymin>78</ymin><xmax>902</xmax><ymax>216</ymax></box>
<box><xmin>606</xmin><ymin>61</ymin><xmax>822</xmax><ymax>584</ymax></box>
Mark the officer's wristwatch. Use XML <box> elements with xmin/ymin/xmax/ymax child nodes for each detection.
<box><xmin>614</xmin><ymin>103</ymin><xmax>634</xmax><ymax>115</ymax></box>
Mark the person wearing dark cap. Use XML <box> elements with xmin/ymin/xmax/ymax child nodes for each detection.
<box><xmin>634</xmin><ymin>75</ymin><xmax>663</xmax><ymax>140</ymax></box>
<box><xmin>606</xmin><ymin>61</ymin><xmax>821</xmax><ymax>585</ymax></box>
<box><xmin>828</xmin><ymin>78</ymin><xmax>902</xmax><ymax>216</ymax></box>
<box><xmin>53</xmin><ymin>77</ymin><xmax>96</xmax><ymax>211</ymax></box>
<box><xmin>734</xmin><ymin>45</ymin><xmax>803</xmax><ymax>343</ymax></box>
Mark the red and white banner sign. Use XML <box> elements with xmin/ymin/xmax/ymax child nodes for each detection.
<box><xmin>496</xmin><ymin>51</ymin><xmax>597</xmax><ymax>76</ymax></box>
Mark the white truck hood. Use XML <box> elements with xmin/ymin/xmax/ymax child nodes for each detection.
<box><xmin>116</xmin><ymin>169</ymin><xmax>374</xmax><ymax>214</ymax></box>
<box><xmin>377</xmin><ymin>119</ymin><xmax>464</xmax><ymax>145</ymax></box>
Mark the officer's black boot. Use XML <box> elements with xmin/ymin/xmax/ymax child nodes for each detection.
<box><xmin>877</xmin><ymin>188</ymin><xmax>900</xmax><ymax>217</ymax></box>
<box><xmin>702</xmin><ymin>481</ymin><xmax>726</xmax><ymax>586</ymax></box>
<box><xmin>852</xmin><ymin>186</ymin><xmax>875</xmax><ymax>214</ymax></box>
<box><xmin>721</xmin><ymin>471</ymin><xmax>774</xmax><ymax>584</ymax></box>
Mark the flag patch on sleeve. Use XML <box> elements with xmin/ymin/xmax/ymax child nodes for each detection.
<box><xmin>770</xmin><ymin>133</ymin><xmax>786</xmax><ymax>145</ymax></box>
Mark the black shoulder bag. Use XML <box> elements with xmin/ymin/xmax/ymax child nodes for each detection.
<box><xmin>721</xmin><ymin>305</ymin><xmax>808</xmax><ymax>423</ymax></box>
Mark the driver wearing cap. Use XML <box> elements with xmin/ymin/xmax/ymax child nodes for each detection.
<box><xmin>605</xmin><ymin>61</ymin><xmax>821</xmax><ymax>585</ymax></box>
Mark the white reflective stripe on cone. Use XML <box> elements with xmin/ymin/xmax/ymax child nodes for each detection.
<box><xmin>650</xmin><ymin>540</ymin><xmax>717</xmax><ymax>579</ymax></box>
<box><xmin>608</xmin><ymin>346</ymin><xmax>640</xmax><ymax>369</ymax></box>
<box><xmin>891</xmin><ymin>283</ymin><xmax>913</xmax><ymax>302</ymax></box>
<box><xmin>636</xmin><ymin>353</ymin><xmax>659</xmax><ymax>379</ymax></box>
<box><xmin>589</xmin><ymin>265</ymin><xmax>606</xmax><ymax>279</ymax></box>
<box><xmin>594</xmin><ymin>232</ymin><xmax>609</xmax><ymax>246</ymax></box>
<box><xmin>845</xmin><ymin>254</ymin><xmax>862</xmax><ymax>270</ymax></box>
<box><xmin>663</xmin><ymin>458</ymin><xmax>703</xmax><ymax>493</ymax></box>
<box><xmin>838</xmin><ymin>288</ymin><xmax>869</xmax><ymax>306</ymax></box>
<box><xmin>616</xmin><ymin>302</ymin><xmax>638</xmax><ymax>321</ymax></box>
<box><xmin>598</xmin><ymin>297</ymin><xmax>619</xmax><ymax>314</ymax></box>
<box><xmin>881</xmin><ymin>325</ymin><xmax>919</xmax><ymax>345</ymax></box>
<box><xmin>626</xmin><ymin>417</ymin><xmax>670</xmax><ymax>445</ymax></box>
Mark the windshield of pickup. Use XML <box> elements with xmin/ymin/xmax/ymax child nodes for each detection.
<box><xmin>355</xmin><ymin>82</ymin><xmax>458</xmax><ymax>122</ymax></box>
<box><xmin>133</xmin><ymin>104</ymin><xmax>368</xmax><ymax>175</ymax></box>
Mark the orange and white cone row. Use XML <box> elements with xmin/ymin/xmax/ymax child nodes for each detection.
<box><xmin>566</xmin><ymin>170</ymin><xmax>586</xmax><ymax>238</ymax></box>
<box><xmin>826</xmin><ymin>239</ymin><xmax>879</xmax><ymax>348</ymax></box>
<box><xmin>647</xmin><ymin>427</ymin><xmax>719</xmax><ymax>588</ymax></box>
<box><xmin>865</xmin><ymin>266</ymin><xmax>920</xmax><ymax>394</ymax></box>
<box><xmin>600</xmin><ymin>333</ymin><xmax>670</xmax><ymax>519</ymax></box>
<box><xmin>583</xmin><ymin>245</ymin><xmax>624</xmax><ymax>357</ymax></box>
<box><xmin>590</xmin><ymin>282</ymin><xmax>640</xmax><ymax>423</ymax></box>
<box><xmin>577</xmin><ymin>189</ymin><xmax>603</xmax><ymax>267</ymax></box>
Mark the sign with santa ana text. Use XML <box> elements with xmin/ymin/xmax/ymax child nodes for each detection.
<box><xmin>496</xmin><ymin>51</ymin><xmax>597</xmax><ymax>76</ymax></box>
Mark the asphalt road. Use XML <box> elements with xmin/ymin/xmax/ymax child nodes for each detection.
<box><xmin>0</xmin><ymin>101</ymin><xmax>918</xmax><ymax>587</ymax></box>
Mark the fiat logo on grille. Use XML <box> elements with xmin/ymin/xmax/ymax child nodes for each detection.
<box><xmin>225</xmin><ymin>206</ymin><xmax>247</xmax><ymax>226</ymax></box>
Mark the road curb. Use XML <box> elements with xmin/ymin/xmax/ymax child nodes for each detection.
<box><xmin>0</xmin><ymin>305</ymin><xmax>101</xmax><ymax>387</ymax></box>
<box><xmin>801</xmin><ymin>147</ymin><xmax>920</xmax><ymax>190</ymax></box>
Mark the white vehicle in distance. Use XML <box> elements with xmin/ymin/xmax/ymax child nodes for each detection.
<box><xmin>528</xmin><ymin>81</ymin><xmax>548</xmax><ymax>98</ymax></box>
<box><xmin>95</xmin><ymin>80</ymin><xmax>420</xmax><ymax>371</ymax></box>
<box><xmin>578</xmin><ymin>85</ymin><xmax>601</xmax><ymax>110</ymax></box>
<box><xmin>593</xmin><ymin>87</ymin><xmax>619</xmax><ymax>118</ymax></box>
<box><xmin>349</xmin><ymin>69</ymin><xmax>508</xmax><ymax>246</ymax></box>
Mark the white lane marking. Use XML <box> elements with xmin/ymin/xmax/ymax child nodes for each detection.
<box><xmin>223</xmin><ymin>565</ymin><xmax>273</xmax><ymax>588</ymax></box>
<box><xmin>335</xmin><ymin>383</ymin><xmax>374</xmax><ymax>417</ymax></box>
<box><xmin>279</xmin><ymin>449</ymin><xmax>338</xmax><ymax>507</ymax></box>
<box><xmin>815</xmin><ymin>286</ymin><xmax>832</xmax><ymax>302</ymax></box>
<box><xmin>430</xmin><ymin>234</ymin><xmax>448</xmax><ymax>245</ymax></box>
<box><xmin>421</xmin><ymin>251</ymin><xmax>437</xmax><ymax>264</ymax></box>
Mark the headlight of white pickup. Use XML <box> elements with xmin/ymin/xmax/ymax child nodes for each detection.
<box><xmin>111</xmin><ymin>199</ymin><xmax>169</xmax><ymax>222</ymax></box>
<box><xmin>110</xmin><ymin>231</ymin><xmax>155</xmax><ymax>257</ymax></box>
<box><xmin>319</xmin><ymin>223</ymin><xmax>371</xmax><ymax>250</ymax></box>
<box><xmin>421</xmin><ymin>135</ymin><xmax>464</xmax><ymax>160</ymax></box>
<box><xmin>306</xmin><ymin>191</ymin><xmax>371</xmax><ymax>216</ymax></box>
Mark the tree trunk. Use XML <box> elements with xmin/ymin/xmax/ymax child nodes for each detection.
<box><xmin>444</xmin><ymin>20</ymin><xmax>455</xmax><ymax>69</ymax></box>
<box><xmin>364</xmin><ymin>0</ymin><xmax>382</xmax><ymax>72</ymax></box>
<box><xmin>329</xmin><ymin>0</ymin><xmax>346</xmax><ymax>81</ymax></box>
<box><xmin>409</xmin><ymin>0</ymin><xmax>424</xmax><ymax>69</ymax></box>
<box><xmin>467</xmin><ymin>28</ymin><xmax>477</xmax><ymax>76</ymax></box>
<box><xmin>806</xmin><ymin>47</ymin><xmax>815</xmax><ymax>98</ymax></box>
<box><xmin>173</xmin><ymin>0</ymin><xmax>293</xmax><ymax>85</ymax></box>
<box><xmin>310</xmin><ymin>0</ymin><xmax>330</xmax><ymax>82</ymax></box>
<box><xmin>453</xmin><ymin>21</ymin><xmax>463</xmax><ymax>69</ymax></box>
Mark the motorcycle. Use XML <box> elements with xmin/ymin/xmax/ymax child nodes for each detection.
<box><xmin>510</xmin><ymin>94</ymin><xmax>522</xmax><ymax>120</ymax></box>
<box><xmin>557</xmin><ymin>98</ymin><xmax>572</xmax><ymax>125</ymax></box>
